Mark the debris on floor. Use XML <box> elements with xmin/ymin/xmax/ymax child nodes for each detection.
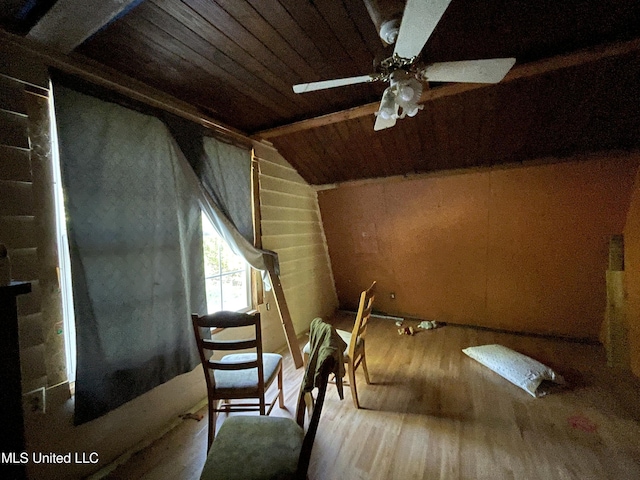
<box><xmin>417</xmin><ymin>320</ymin><xmax>439</xmax><ymax>330</ymax></box>
<box><xmin>179</xmin><ymin>412</ymin><xmax>203</xmax><ymax>422</ymax></box>
<box><xmin>398</xmin><ymin>326</ymin><xmax>415</xmax><ymax>336</ymax></box>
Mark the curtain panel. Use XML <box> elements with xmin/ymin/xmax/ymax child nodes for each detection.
<box><xmin>165</xmin><ymin>116</ymin><xmax>279</xmax><ymax>281</ymax></box>
<box><xmin>53</xmin><ymin>86</ymin><xmax>206</xmax><ymax>424</ymax></box>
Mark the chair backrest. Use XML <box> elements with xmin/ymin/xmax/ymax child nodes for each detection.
<box><xmin>348</xmin><ymin>281</ymin><xmax>376</xmax><ymax>359</ymax></box>
<box><xmin>191</xmin><ymin>311</ymin><xmax>265</xmax><ymax>397</ymax></box>
<box><xmin>294</xmin><ymin>355</ymin><xmax>336</xmax><ymax>480</ymax></box>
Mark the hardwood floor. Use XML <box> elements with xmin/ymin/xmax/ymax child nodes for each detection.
<box><xmin>104</xmin><ymin>313</ymin><xmax>640</xmax><ymax>480</ymax></box>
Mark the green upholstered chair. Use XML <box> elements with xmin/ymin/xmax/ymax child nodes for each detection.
<box><xmin>191</xmin><ymin>311</ymin><xmax>284</xmax><ymax>450</ymax></box>
<box><xmin>199</xmin><ymin>319</ymin><xmax>341</xmax><ymax>480</ymax></box>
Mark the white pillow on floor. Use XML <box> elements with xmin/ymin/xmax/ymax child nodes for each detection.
<box><xmin>462</xmin><ymin>344</ymin><xmax>565</xmax><ymax>397</ymax></box>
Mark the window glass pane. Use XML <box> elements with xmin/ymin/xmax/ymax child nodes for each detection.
<box><xmin>221</xmin><ymin>272</ymin><xmax>248</xmax><ymax>311</ymax></box>
<box><xmin>221</xmin><ymin>247</ymin><xmax>244</xmax><ymax>274</ymax></box>
<box><xmin>203</xmin><ymin>229</ymin><xmax>221</xmax><ymax>277</ymax></box>
<box><xmin>201</xmin><ymin>212</ymin><xmax>250</xmax><ymax>313</ymax></box>
<box><xmin>206</xmin><ymin>276</ymin><xmax>222</xmax><ymax>313</ymax></box>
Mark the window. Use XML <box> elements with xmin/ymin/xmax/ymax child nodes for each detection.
<box><xmin>49</xmin><ymin>86</ymin><xmax>77</xmax><ymax>382</ymax></box>
<box><xmin>51</xmin><ymin>86</ymin><xmax>252</xmax><ymax>384</ymax></box>
<box><xmin>202</xmin><ymin>212</ymin><xmax>251</xmax><ymax>313</ymax></box>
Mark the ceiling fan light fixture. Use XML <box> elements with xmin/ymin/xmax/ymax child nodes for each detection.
<box><xmin>395</xmin><ymin>77</ymin><xmax>423</xmax><ymax>119</ymax></box>
<box><xmin>404</xmin><ymin>105</ymin><xmax>421</xmax><ymax>117</ymax></box>
<box><xmin>378</xmin><ymin>87</ymin><xmax>398</xmax><ymax>120</ymax></box>
<box><xmin>399</xmin><ymin>84</ymin><xmax>415</xmax><ymax>102</ymax></box>
<box><xmin>379</xmin><ymin>18</ymin><xmax>401</xmax><ymax>45</ymax></box>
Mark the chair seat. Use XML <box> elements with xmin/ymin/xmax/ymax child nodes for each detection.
<box><xmin>213</xmin><ymin>353</ymin><xmax>282</xmax><ymax>396</ymax></box>
<box><xmin>200</xmin><ymin>415</ymin><xmax>304</xmax><ymax>480</ymax></box>
<box><xmin>303</xmin><ymin>328</ymin><xmax>360</xmax><ymax>358</ymax></box>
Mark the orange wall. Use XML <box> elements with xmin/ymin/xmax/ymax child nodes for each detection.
<box><xmin>624</xmin><ymin>162</ymin><xmax>640</xmax><ymax>376</ymax></box>
<box><xmin>319</xmin><ymin>153</ymin><xmax>639</xmax><ymax>340</ymax></box>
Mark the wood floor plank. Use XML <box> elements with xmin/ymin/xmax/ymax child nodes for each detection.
<box><xmin>105</xmin><ymin>312</ymin><xmax>640</xmax><ymax>480</ymax></box>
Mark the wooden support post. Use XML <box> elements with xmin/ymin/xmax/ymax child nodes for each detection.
<box><xmin>265</xmin><ymin>255</ymin><xmax>303</xmax><ymax>368</ymax></box>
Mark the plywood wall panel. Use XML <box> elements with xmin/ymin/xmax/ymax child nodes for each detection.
<box><xmin>0</xmin><ymin>216</ymin><xmax>36</xmax><ymax>249</ymax></box>
<box><xmin>0</xmin><ymin>110</ymin><xmax>30</xmax><ymax>148</ymax></box>
<box><xmin>259</xmin><ymin>190</ymin><xmax>318</xmax><ymax>210</ymax></box>
<box><xmin>319</xmin><ymin>181</ymin><xmax>392</xmax><ymax>310</ymax></box>
<box><xmin>9</xmin><ymin>247</ymin><xmax>39</xmax><ymax>281</ymax></box>
<box><xmin>0</xmin><ymin>41</ymin><xmax>49</xmax><ymax>89</ymax></box>
<box><xmin>259</xmin><ymin>159</ymin><xmax>306</xmax><ymax>184</ymax></box>
<box><xmin>383</xmin><ymin>175</ymin><xmax>491</xmax><ymax>325</ymax></box>
<box><xmin>254</xmin><ymin>141</ymin><xmax>337</xmax><ymax>348</ymax></box>
<box><xmin>623</xmin><ymin>162</ymin><xmax>640</xmax><ymax>377</ymax></box>
<box><xmin>485</xmin><ymin>158</ymin><xmax>636</xmax><ymax>337</ymax></box>
<box><xmin>260</xmin><ymin>205</ymin><xmax>320</xmax><ymax>223</ymax></box>
<box><xmin>259</xmin><ymin>175</ymin><xmax>315</xmax><ymax>198</ymax></box>
<box><xmin>0</xmin><ymin>145</ymin><xmax>31</xmax><ymax>181</ymax></box>
<box><xmin>25</xmin><ymin>91</ymin><xmax>67</xmax><ymax>387</ymax></box>
<box><xmin>319</xmin><ymin>153</ymin><xmax>640</xmax><ymax>340</ymax></box>
<box><xmin>17</xmin><ymin>280</ymin><xmax>41</xmax><ymax>316</ymax></box>
<box><xmin>18</xmin><ymin>312</ymin><xmax>44</xmax><ymax>350</ymax></box>
<box><xmin>0</xmin><ymin>77</ymin><xmax>27</xmax><ymax>114</ymax></box>
<box><xmin>0</xmin><ymin>180</ymin><xmax>33</xmax><ymax>215</ymax></box>
<box><xmin>261</xmin><ymin>219</ymin><xmax>324</xmax><ymax>237</ymax></box>
<box><xmin>260</xmin><ymin>232</ymin><xmax>323</xmax><ymax>250</ymax></box>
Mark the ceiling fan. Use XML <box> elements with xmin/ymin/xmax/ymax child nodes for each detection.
<box><xmin>292</xmin><ymin>0</ymin><xmax>516</xmax><ymax>131</ymax></box>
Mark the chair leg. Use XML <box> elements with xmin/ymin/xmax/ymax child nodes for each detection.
<box><xmin>361</xmin><ymin>350</ymin><xmax>371</xmax><ymax>385</ymax></box>
<box><xmin>278</xmin><ymin>366</ymin><xmax>285</xmax><ymax>408</ymax></box>
<box><xmin>207</xmin><ymin>400</ymin><xmax>218</xmax><ymax>451</ymax></box>
<box><xmin>347</xmin><ymin>360</ymin><xmax>360</xmax><ymax>409</ymax></box>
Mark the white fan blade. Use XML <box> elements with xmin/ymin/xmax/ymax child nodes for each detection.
<box><xmin>394</xmin><ymin>0</ymin><xmax>452</xmax><ymax>59</ymax></box>
<box><xmin>374</xmin><ymin>103</ymin><xmax>399</xmax><ymax>131</ymax></box>
<box><xmin>293</xmin><ymin>74</ymin><xmax>375</xmax><ymax>93</ymax></box>
<box><xmin>421</xmin><ymin>58</ymin><xmax>516</xmax><ymax>83</ymax></box>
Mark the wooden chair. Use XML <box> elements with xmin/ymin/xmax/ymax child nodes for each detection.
<box><xmin>303</xmin><ymin>281</ymin><xmax>376</xmax><ymax>408</ymax></box>
<box><xmin>191</xmin><ymin>310</ymin><xmax>284</xmax><ymax>450</ymax></box>
<box><xmin>199</xmin><ymin>320</ymin><xmax>341</xmax><ymax>480</ymax></box>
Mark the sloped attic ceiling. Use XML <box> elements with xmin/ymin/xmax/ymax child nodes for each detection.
<box><xmin>2</xmin><ymin>0</ymin><xmax>640</xmax><ymax>184</ymax></box>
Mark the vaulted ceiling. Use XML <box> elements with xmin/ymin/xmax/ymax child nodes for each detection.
<box><xmin>3</xmin><ymin>0</ymin><xmax>640</xmax><ymax>184</ymax></box>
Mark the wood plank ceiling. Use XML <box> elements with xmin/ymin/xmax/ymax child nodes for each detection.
<box><xmin>3</xmin><ymin>0</ymin><xmax>640</xmax><ymax>185</ymax></box>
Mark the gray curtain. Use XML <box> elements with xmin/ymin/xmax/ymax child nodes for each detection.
<box><xmin>53</xmin><ymin>86</ymin><xmax>206</xmax><ymax>425</ymax></box>
<box><xmin>201</xmin><ymin>136</ymin><xmax>253</xmax><ymax>243</ymax></box>
<box><xmin>165</xmin><ymin>116</ymin><xmax>279</xmax><ymax>281</ymax></box>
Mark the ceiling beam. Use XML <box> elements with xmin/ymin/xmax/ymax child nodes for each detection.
<box><xmin>255</xmin><ymin>38</ymin><xmax>640</xmax><ymax>140</ymax></box>
<box><xmin>1</xmin><ymin>30</ymin><xmax>252</xmax><ymax>147</ymax></box>
<box><xmin>27</xmin><ymin>0</ymin><xmax>141</xmax><ymax>53</ymax></box>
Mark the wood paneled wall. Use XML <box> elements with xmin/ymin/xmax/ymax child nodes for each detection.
<box><xmin>0</xmin><ymin>42</ymin><xmax>65</xmax><ymax>400</ymax></box>
<box><xmin>318</xmin><ymin>153</ymin><xmax>640</xmax><ymax>341</ymax></box>
<box><xmin>624</xmin><ymin>164</ymin><xmax>640</xmax><ymax>376</ymax></box>
<box><xmin>254</xmin><ymin>140</ymin><xmax>337</xmax><ymax>350</ymax></box>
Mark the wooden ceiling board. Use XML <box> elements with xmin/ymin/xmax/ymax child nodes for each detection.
<box><xmin>145</xmin><ymin>2</ymin><xmax>308</xmax><ymax>104</ymax></box>
<box><xmin>330</xmin><ymin>121</ymin><xmax>369</xmax><ymax>178</ymax></box>
<box><xmin>310</xmin><ymin>125</ymin><xmax>356</xmax><ymax>182</ymax></box>
<box><xmin>119</xmin><ymin>2</ymin><xmax>301</xmax><ymax>114</ymax></box>
<box><xmin>420</xmin><ymin>0</ymin><xmax>640</xmax><ymax>64</ymax></box>
<box><xmin>4</xmin><ymin>0</ymin><xmax>640</xmax><ymax>184</ymax></box>
<box><xmin>311</xmin><ymin>0</ymin><xmax>378</xmax><ymax>66</ymax></box>
<box><xmin>75</xmin><ymin>15</ymin><xmax>276</xmax><ymax>128</ymax></box>
<box><xmin>244</xmin><ymin>0</ymin><xmax>326</xmax><ymax>67</ymax></box>
<box><xmin>130</xmin><ymin>7</ymin><xmax>301</xmax><ymax>117</ymax></box>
